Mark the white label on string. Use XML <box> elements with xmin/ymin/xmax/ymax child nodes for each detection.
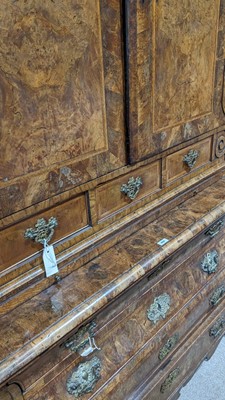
<box><xmin>43</xmin><ymin>243</ymin><xmax>59</xmax><ymax>277</ymax></box>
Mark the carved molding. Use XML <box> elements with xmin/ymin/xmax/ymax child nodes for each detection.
<box><xmin>0</xmin><ymin>384</ymin><xmax>24</xmax><ymax>400</ymax></box>
<box><xmin>215</xmin><ymin>134</ymin><xmax>225</xmax><ymax>158</ymax></box>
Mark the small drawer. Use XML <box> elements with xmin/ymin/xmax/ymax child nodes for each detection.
<box><xmin>164</xmin><ymin>137</ymin><xmax>211</xmax><ymax>184</ymax></box>
<box><xmin>95</xmin><ymin>161</ymin><xmax>160</xmax><ymax>221</ymax></box>
<box><xmin>0</xmin><ymin>194</ymin><xmax>89</xmax><ymax>273</ymax></box>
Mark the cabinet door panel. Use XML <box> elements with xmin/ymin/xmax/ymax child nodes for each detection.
<box><xmin>0</xmin><ymin>0</ymin><xmax>125</xmax><ymax>217</ymax></box>
<box><xmin>127</xmin><ymin>0</ymin><xmax>225</xmax><ymax>162</ymax></box>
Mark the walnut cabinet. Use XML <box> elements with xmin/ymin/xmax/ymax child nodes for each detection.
<box><xmin>0</xmin><ymin>1</ymin><xmax>225</xmax><ymax>399</ymax></box>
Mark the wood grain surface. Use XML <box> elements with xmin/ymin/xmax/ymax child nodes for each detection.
<box><xmin>0</xmin><ymin>0</ymin><xmax>126</xmax><ymax>217</ymax></box>
<box><xmin>17</xmin><ymin>239</ymin><xmax>225</xmax><ymax>400</ymax></box>
<box><xmin>0</xmin><ymin>176</ymin><xmax>225</xmax><ymax>387</ymax></box>
<box><xmin>127</xmin><ymin>0</ymin><xmax>225</xmax><ymax>161</ymax></box>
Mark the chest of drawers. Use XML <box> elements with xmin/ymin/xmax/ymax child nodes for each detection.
<box><xmin>1</xmin><ymin>176</ymin><xmax>225</xmax><ymax>399</ymax></box>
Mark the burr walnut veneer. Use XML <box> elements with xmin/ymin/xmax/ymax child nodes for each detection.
<box><xmin>1</xmin><ymin>1</ymin><xmax>225</xmax><ymax>399</ymax></box>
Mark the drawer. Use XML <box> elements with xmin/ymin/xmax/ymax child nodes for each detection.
<box><xmin>100</xmin><ymin>266</ymin><xmax>225</xmax><ymax>399</ymax></box>
<box><xmin>0</xmin><ymin>194</ymin><xmax>89</xmax><ymax>275</ymax></box>
<box><xmin>137</xmin><ymin>301</ymin><xmax>225</xmax><ymax>400</ymax></box>
<box><xmin>95</xmin><ymin>161</ymin><xmax>160</xmax><ymax>221</ymax></box>
<box><xmin>164</xmin><ymin>137</ymin><xmax>212</xmax><ymax>184</ymax></box>
<box><xmin>18</xmin><ymin>233</ymin><xmax>225</xmax><ymax>399</ymax></box>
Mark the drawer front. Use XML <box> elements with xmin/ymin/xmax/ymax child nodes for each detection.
<box><xmin>20</xmin><ymin>233</ymin><xmax>225</xmax><ymax>400</ymax></box>
<box><xmin>164</xmin><ymin>137</ymin><xmax>211</xmax><ymax>184</ymax></box>
<box><xmin>95</xmin><ymin>161</ymin><xmax>160</xmax><ymax>221</ymax></box>
<box><xmin>0</xmin><ymin>194</ymin><xmax>89</xmax><ymax>275</ymax></box>
<box><xmin>139</xmin><ymin>305</ymin><xmax>225</xmax><ymax>400</ymax></box>
<box><xmin>91</xmin><ymin>267</ymin><xmax>225</xmax><ymax>400</ymax></box>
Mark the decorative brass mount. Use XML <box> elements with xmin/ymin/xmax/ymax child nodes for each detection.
<box><xmin>209</xmin><ymin>286</ymin><xmax>225</xmax><ymax>307</ymax></box>
<box><xmin>201</xmin><ymin>250</ymin><xmax>219</xmax><ymax>275</ymax></box>
<box><xmin>147</xmin><ymin>293</ymin><xmax>171</xmax><ymax>324</ymax></box>
<box><xmin>66</xmin><ymin>356</ymin><xmax>102</xmax><ymax>397</ymax></box>
<box><xmin>64</xmin><ymin>322</ymin><xmax>100</xmax><ymax>357</ymax></box>
<box><xmin>183</xmin><ymin>149</ymin><xmax>199</xmax><ymax>168</ymax></box>
<box><xmin>209</xmin><ymin>318</ymin><xmax>225</xmax><ymax>338</ymax></box>
<box><xmin>160</xmin><ymin>368</ymin><xmax>180</xmax><ymax>393</ymax></box>
<box><xmin>24</xmin><ymin>217</ymin><xmax>58</xmax><ymax>245</ymax></box>
<box><xmin>120</xmin><ymin>176</ymin><xmax>143</xmax><ymax>200</ymax></box>
<box><xmin>158</xmin><ymin>333</ymin><xmax>179</xmax><ymax>361</ymax></box>
<box><xmin>205</xmin><ymin>220</ymin><xmax>224</xmax><ymax>238</ymax></box>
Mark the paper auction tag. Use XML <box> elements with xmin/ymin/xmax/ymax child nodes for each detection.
<box><xmin>43</xmin><ymin>243</ymin><xmax>59</xmax><ymax>277</ymax></box>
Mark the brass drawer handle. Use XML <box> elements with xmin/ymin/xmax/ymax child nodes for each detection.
<box><xmin>24</xmin><ymin>216</ymin><xmax>58</xmax><ymax>245</ymax></box>
<box><xmin>209</xmin><ymin>285</ymin><xmax>225</xmax><ymax>307</ymax></box>
<box><xmin>201</xmin><ymin>250</ymin><xmax>219</xmax><ymax>275</ymax></box>
<box><xmin>158</xmin><ymin>333</ymin><xmax>179</xmax><ymax>361</ymax></box>
<box><xmin>209</xmin><ymin>318</ymin><xmax>225</xmax><ymax>338</ymax></box>
<box><xmin>66</xmin><ymin>356</ymin><xmax>102</xmax><ymax>397</ymax></box>
<box><xmin>147</xmin><ymin>293</ymin><xmax>171</xmax><ymax>324</ymax></box>
<box><xmin>64</xmin><ymin>322</ymin><xmax>100</xmax><ymax>357</ymax></box>
<box><xmin>120</xmin><ymin>176</ymin><xmax>143</xmax><ymax>200</ymax></box>
<box><xmin>205</xmin><ymin>220</ymin><xmax>224</xmax><ymax>238</ymax></box>
<box><xmin>183</xmin><ymin>149</ymin><xmax>199</xmax><ymax>169</ymax></box>
<box><xmin>160</xmin><ymin>368</ymin><xmax>180</xmax><ymax>393</ymax></box>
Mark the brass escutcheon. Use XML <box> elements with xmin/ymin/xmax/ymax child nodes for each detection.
<box><xmin>120</xmin><ymin>176</ymin><xmax>143</xmax><ymax>200</ymax></box>
<box><xmin>209</xmin><ymin>285</ymin><xmax>225</xmax><ymax>307</ymax></box>
<box><xmin>147</xmin><ymin>293</ymin><xmax>171</xmax><ymax>324</ymax></box>
<box><xmin>158</xmin><ymin>333</ymin><xmax>179</xmax><ymax>361</ymax></box>
<box><xmin>160</xmin><ymin>368</ymin><xmax>180</xmax><ymax>393</ymax></box>
<box><xmin>209</xmin><ymin>318</ymin><xmax>225</xmax><ymax>338</ymax></box>
<box><xmin>183</xmin><ymin>149</ymin><xmax>199</xmax><ymax>169</ymax></box>
<box><xmin>24</xmin><ymin>217</ymin><xmax>58</xmax><ymax>245</ymax></box>
<box><xmin>64</xmin><ymin>322</ymin><xmax>100</xmax><ymax>357</ymax></box>
<box><xmin>201</xmin><ymin>250</ymin><xmax>219</xmax><ymax>275</ymax></box>
<box><xmin>205</xmin><ymin>220</ymin><xmax>224</xmax><ymax>238</ymax></box>
<box><xmin>66</xmin><ymin>356</ymin><xmax>102</xmax><ymax>397</ymax></box>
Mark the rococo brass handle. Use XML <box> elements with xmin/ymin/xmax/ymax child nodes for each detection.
<box><xmin>24</xmin><ymin>216</ymin><xmax>58</xmax><ymax>245</ymax></box>
<box><xmin>205</xmin><ymin>220</ymin><xmax>224</xmax><ymax>238</ymax></box>
<box><xmin>160</xmin><ymin>368</ymin><xmax>180</xmax><ymax>393</ymax></box>
<box><xmin>201</xmin><ymin>250</ymin><xmax>219</xmax><ymax>275</ymax></box>
<box><xmin>183</xmin><ymin>149</ymin><xmax>199</xmax><ymax>169</ymax></box>
<box><xmin>158</xmin><ymin>333</ymin><xmax>179</xmax><ymax>361</ymax></box>
<box><xmin>209</xmin><ymin>285</ymin><xmax>225</xmax><ymax>307</ymax></box>
<box><xmin>120</xmin><ymin>176</ymin><xmax>143</xmax><ymax>200</ymax></box>
<box><xmin>64</xmin><ymin>322</ymin><xmax>100</xmax><ymax>357</ymax></box>
<box><xmin>147</xmin><ymin>293</ymin><xmax>171</xmax><ymax>324</ymax></box>
<box><xmin>209</xmin><ymin>318</ymin><xmax>225</xmax><ymax>338</ymax></box>
<box><xmin>66</xmin><ymin>356</ymin><xmax>102</xmax><ymax>397</ymax></box>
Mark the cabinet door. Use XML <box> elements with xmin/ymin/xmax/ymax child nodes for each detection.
<box><xmin>0</xmin><ymin>0</ymin><xmax>125</xmax><ymax>217</ymax></box>
<box><xmin>126</xmin><ymin>0</ymin><xmax>225</xmax><ymax>162</ymax></box>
